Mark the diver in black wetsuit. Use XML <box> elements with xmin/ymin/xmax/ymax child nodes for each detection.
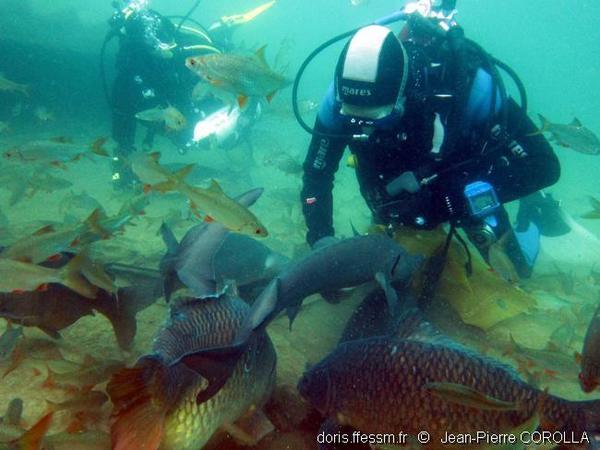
<box><xmin>107</xmin><ymin>0</ymin><xmax>259</xmax><ymax>189</ymax></box>
<box><xmin>300</xmin><ymin>22</ymin><xmax>568</xmax><ymax>278</ymax></box>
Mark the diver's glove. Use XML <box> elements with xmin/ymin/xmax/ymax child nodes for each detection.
<box><xmin>516</xmin><ymin>191</ymin><xmax>570</xmax><ymax>237</ymax></box>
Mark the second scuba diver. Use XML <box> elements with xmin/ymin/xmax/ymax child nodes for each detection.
<box><xmin>106</xmin><ymin>0</ymin><xmax>262</xmax><ymax>190</ymax></box>
<box><xmin>300</xmin><ymin>8</ymin><xmax>569</xmax><ymax>278</ymax></box>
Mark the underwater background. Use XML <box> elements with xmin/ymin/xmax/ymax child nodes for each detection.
<box><xmin>0</xmin><ymin>0</ymin><xmax>599</xmax><ymax>449</ymax></box>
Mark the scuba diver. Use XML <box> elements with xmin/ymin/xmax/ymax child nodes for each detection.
<box><xmin>105</xmin><ymin>0</ymin><xmax>264</xmax><ymax>189</ymax></box>
<box><xmin>299</xmin><ymin>2</ymin><xmax>569</xmax><ymax>279</ymax></box>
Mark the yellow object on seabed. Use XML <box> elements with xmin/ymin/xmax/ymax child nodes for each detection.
<box><xmin>384</xmin><ymin>225</ymin><xmax>538</xmax><ymax>330</ymax></box>
<box><xmin>220</xmin><ymin>1</ymin><xmax>277</xmax><ymax>27</ymax></box>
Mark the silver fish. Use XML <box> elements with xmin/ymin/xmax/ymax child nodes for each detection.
<box><xmin>537</xmin><ymin>114</ymin><xmax>600</xmax><ymax>155</ymax></box>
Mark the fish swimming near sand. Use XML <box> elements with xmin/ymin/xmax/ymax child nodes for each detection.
<box><xmin>3</xmin><ymin>137</ymin><xmax>109</xmax><ymax>166</ymax></box>
<box><xmin>502</xmin><ymin>334</ymin><xmax>580</xmax><ymax>386</ymax></box>
<box><xmin>186</xmin><ymin>46</ymin><xmax>290</xmax><ymax>108</ymax></box>
<box><xmin>160</xmin><ymin>188</ymin><xmax>287</xmax><ymax>301</ymax></box>
<box><xmin>244</xmin><ymin>233</ymin><xmax>422</xmax><ymax>332</ymax></box>
<box><xmin>135</xmin><ymin>105</ymin><xmax>187</xmax><ymax>132</ymax></box>
<box><xmin>535</xmin><ymin>114</ymin><xmax>600</xmax><ymax>155</ymax></box>
<box><xmin>175</xmin><ymin>234</ymin><xmax>422</xmax><ymax>404</ymax></box>
<box><xmin>576</xmin><ymin>302</ymin><xmax>600</xmax><ymax>393</ymax></box>
<box><xmin>33</xmin><ymin>106</ymin><xmax>55</xmax><ymax>122</ymax></box>
<box><xmin>0</xmin><ymin>202</ymin><xmax>140</xmax><ymax>264</ymax></box>
<box><xmin>133</xmin><ymin>152</ymin><xmax>268</xmax><ymax>236</ymax></box>
<box><xmin>6</xmin><ymin>171</ymin><xmax>73</xmax><ymax>206</ymax></box>
<box><xmin>0</xmin><ymin>253</ymin><xmax>100</xmax><ymax>299</ymax></box>
<box><xmin>0</xmin><ymin>74</ymin><xmax>29</xmax><ymax>96</ymax></box>
<box><xmin>0</xmin><ymin>260</ymin><xmax>162</xmax><ymax>350</ymax></box>
<box><xmin>107</xmin><ymin>294</ymin><xmax>276</xmax><ymax>450</ymax></box>
<box><xmin>298</xmin><ymin>309</ymin><xmax>600</xmax><ymax>445</ymax></box>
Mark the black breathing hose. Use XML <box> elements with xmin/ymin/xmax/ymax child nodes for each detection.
<box><xmin>291</xmin><ymin>28</ymin><xmax>359</xmax><ymax>138</ymax></box>
<box><xmin>176</xmin><ymin>0</ymin><xmax>202</xmax><ymax>34</ymax></box>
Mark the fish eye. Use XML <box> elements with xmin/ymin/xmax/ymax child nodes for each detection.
<box><xmin>255</xmin><ymin>228</ymin><xmax>262</xmax><ymax>235</ymax></box>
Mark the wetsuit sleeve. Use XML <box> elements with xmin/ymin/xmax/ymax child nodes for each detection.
<box><xmin>300</xmin><ymin>117</ymin><xmax>347</xmax><ymax>247</ymax></box>
<box><xmin>487</xmin><ymin>98</ymin><xmax>560</xmax><ymax>203</ymax></box>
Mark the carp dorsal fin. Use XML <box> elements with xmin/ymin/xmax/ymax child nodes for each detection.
<box><xmin>390</xmin><ymin>308</ymin><xmax>474</xmax><ymax>350</ymax></box>
<box><xmin>207</xmin><ymin>179</ymin><xmax>224</xmax><ymax>194</ymax></box>
<box><xmin>570</xmin><ymin>117</ymin><xmax>583</xmax><ymax>127</ymax></box>
<box><xmin>255</xmin><ymin>45</ymin><xmax>269</xmax><ymax>67</ymax></box>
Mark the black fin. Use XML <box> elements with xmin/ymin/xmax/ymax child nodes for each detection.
<box><xmin>286</xmin><ymin>304</ymin><xmax>301</xmax><ymax>330</ymax></box>
<box><xmin>179</xmin><ymin>345</ymin><xmax>246</xmax><ymax>404</ymax></box>
<box><xmin>234</xmin><ymin>188</ymin><xmax>263</xmax><ymax>207</ymax></box>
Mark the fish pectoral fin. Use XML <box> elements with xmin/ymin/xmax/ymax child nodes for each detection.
<box><xmin>221</xmin><ymin>407</ymin><xmax>274</xmax><ymax>446</ymax></box>
<box><xmin>425</xmin><ymin>382</ymin><xmax>518</xmax><ymax>411</ymax></box>
<box><xmin>179</xmin><ymin>345</ymin><xmax>246</xmax><ymax>404</ymax></box>
<box><xmin>374</xmin><ymin>271</ymin><xmax>399</xmax><ymax>316</ymax></box>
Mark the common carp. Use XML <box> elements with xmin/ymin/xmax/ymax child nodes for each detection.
<box><xmin>299</xmin><ymin>310</ymin><xmax>600</xmax><ymax>446</ymax></box>
<box><xmin>108</xmin><ymin>294</ymin><xmax>276</xmax><ymax>450</ymax></box>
